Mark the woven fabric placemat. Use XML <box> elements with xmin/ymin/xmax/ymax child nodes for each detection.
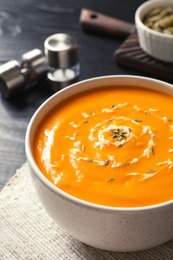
<box><xmin>1</xmin><ymin>162</ymin><xmax>173</xmax><ymax>260</ymax></box>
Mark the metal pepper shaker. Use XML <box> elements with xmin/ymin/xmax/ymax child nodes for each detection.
<box><xmin>0</xmin><ymin>49</ymin><xmax>47</xmax><ymax>98</ymax></box>
<box><xmin>44</xmin><ymin>33</ymin><xmax>80</xmax><ymax>92</ymax></box>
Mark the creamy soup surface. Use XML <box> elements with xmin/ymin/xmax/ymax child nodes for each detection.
<box><xmin>34</xmin><ymin>86</ymin><xmax>173</xmax><ymax>207</ymax></box>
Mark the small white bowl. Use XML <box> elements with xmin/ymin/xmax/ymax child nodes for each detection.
<box><xmin>135</xmin><ymin>0</ymin><xmax>173</xmax><ymax>62</ymax></box>
<box><xmin>25</xmin><ymin>75</ymin><xmax>173</xmax><ymax>252</ymax></box>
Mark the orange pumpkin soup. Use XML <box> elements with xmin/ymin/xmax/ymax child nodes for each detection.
<box><xmin>33</xmin><ymin>86</ymin><xmax>173</xmax><ymax>207</ymax></box>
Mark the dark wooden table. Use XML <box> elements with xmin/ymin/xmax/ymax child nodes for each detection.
<box><xmin>0</xmin><ymin>0</ymin><xmax>150</xmax><ymax>190</ymax></box>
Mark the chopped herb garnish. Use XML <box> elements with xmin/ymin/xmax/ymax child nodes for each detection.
<box><xmin>121</xmin><ymin>131</ymin><xmax>127</xmax><ymax>135</ymax></box>
<box><xmin>106</xmin><ymin>178</ymin><xmax>114</xmax><ymax>182</ymax></box>
<box><xmin>107</xmin><ymin>118</ymin><xmax>115</xmax><ymax>122</ymax></box>
<box><xmin>110</xmin><ymin>104</ymin><xmax>116</xmax><ymax>108</ymax></box>
<box><xmin>104</xmin><ymin>159</ymin><xmax>109</xmax><ymax>165</ymax></box>
<box><xmin>150</xmin><ymin>147</ymin><xmax>155</xmax><ymax>155</ymax></box>
<box><xmin>110</xmin><ymin>128</ymin><xmax>127</xmax><ymax>141</ymax></box>
<box><xmin>125</xmin><ymin>162</ymin><xmax>130</xmax><ymax>167</ymax></box>
<box><xmin>74</xmin><ymin>132</ymin><xmax>79</xmax><ymax>137</ymax></box>
<box><xmin>83</xmin><ymin>120</ymin><xmax>89</xmax><ymax>124</ymax></box>
<box><xmin>134</xmin><ymin>119</ymin><xmax>142</xmax><ymax>123</ymax></box>
<box><xmin>152</xmin><ymin>134</ymin><xmax>157</xmax><ymax>140</ymax></box>
<box><xmin>117</xmin><ymin>136</ymin><xmax>123</xmax><ymax>141</ymax></box>
<box><xmin>112</xmin><ymin>134</ymin><xmax>118</xmax><ymax>138</ymax></box>
<box><xmin>148</xmin><ymin>169</ymin><xmax>155</xmax><ymax>173</ymax></box>
<box><xmin>88</xmin><ymin>159</ymin><xmax>93</xmax><ymax>162</ymax></box>
<box><xmin>118</xmin><ymin>143</ymin><xmax>124</xmax><ymax>147</ymax></box>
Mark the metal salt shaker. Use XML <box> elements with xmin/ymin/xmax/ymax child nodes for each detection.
<box><xmin>44</xmin><ymin>33</ymin><xmax>80</xmax><ymax>92</ymax></box>
<box><xmin>0</xmin><ymin>49</ymin><xmax>47</xmax><ymax>98</ymax></box>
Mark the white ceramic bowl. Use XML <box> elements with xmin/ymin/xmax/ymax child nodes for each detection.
<box><xmin>135</xmin><ymin>0</ymin><xmax>173</xmax><ymax>62</ymax></box>
<box><xmin>25</xmin><ymin>75</ymin><xmax>173</xmax><ymax>252</ymax></box>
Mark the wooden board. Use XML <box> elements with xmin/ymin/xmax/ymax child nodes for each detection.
<box><xmin>114</xmin><ymin>33</ymin><xmax>173</xmax><ymax>83</ymax></box>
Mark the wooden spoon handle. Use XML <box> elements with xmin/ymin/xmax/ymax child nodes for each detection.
<box><xmin>80</xmin><ymin>8</ymin><xmax>135</xmax><ymax>38</ymax></box>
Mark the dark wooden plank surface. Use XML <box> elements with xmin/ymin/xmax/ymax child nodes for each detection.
<box><xmin>115</xmin><ymin>33</ymin><xmax>173</xmax><ymax>83</ymax></box>
<box><xmin>0</xmin><ymin>0</ymin><xmax>148</xmax><ymax>190</ymax></box>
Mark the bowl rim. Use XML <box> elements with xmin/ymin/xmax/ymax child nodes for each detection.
<box><xmin>25</xmin><ymin>75</ymin><xmax>173</xmax><ymax>213</ymax></box>
<box><xmin>135</xmin><ymin>0</ymin><xmax>173</xmax><ymax>40</ymax></box>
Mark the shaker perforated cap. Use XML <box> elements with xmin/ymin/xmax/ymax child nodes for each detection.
<box><xmin>44</xmin><ymin>33</ymin><xmax>78</xmax><ymax>68</ymax></box>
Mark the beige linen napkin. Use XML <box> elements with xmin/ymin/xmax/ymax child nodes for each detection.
<box><xmin>1</xmin><ymin>162</ymin><xmax>173</xmax><ymax>260</ymax></box>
